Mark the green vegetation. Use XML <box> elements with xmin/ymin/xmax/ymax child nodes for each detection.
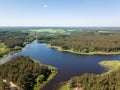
<box><xmin>0</xmin><ymin>43</ymin><xmax>10</xmax><ymax>57</ymax></box>
<box><xmin>47</xmin><ymin>45</ymin><xmax>120</xmax><ymax>55</ymax></box>
<box><xmin>30</xmin><ymin>29</ymin><xmax>67</xmax><ymax>34</ymax></box>
<box><xmin>34</xmin><ymin>65</ymin><xmax>57</xmax><ymax>90</ymax></box>
<box><xmin>99</xmin><ymin>60</ymin><xmax>120</xmax><ymax>70</ymax></box>
<box><xmin>58</xmin><ymin>60</ymin><xmax>120</xmax><ymax>90</ymax></box>
<box><xmin>0</xmin><ymin>56</ymin><xmax>57</xmax><ymax>90</ymax></box>
<box><xmin>0</xmin><ymin>30</ymin><xmax>35</xmax><ymax>58</ymax></box>
<box><xmin>37</xmin><ymin>30</ymin><xmax>120</xmax><ymax>55</ymax></box>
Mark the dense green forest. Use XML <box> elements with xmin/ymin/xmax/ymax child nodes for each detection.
<box><xmin>0</xmin><ymin>56</ymin><xmax>56</xmax><ymax>90</ymax></box>
<box><xmin>37</xmin><ymin>30</ymin><xmax>120</xmax><ymax>54</ymax></box>
<box><xmin>0</xmin><ymin>30</ymin><xmax>35</xmax><ymax>58</ymax></box>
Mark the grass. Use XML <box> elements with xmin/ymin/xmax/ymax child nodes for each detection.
<box><xmin>99</xmin><ymin>60</ymin><xmax>120</xmax><ymax>70</ymax></box>
<box><xmin>30</xmin><ymin>29</ymin><xmax>66</xmax><ymax>33</ymax></box>
<box><xmin>99</xmin><ymin>60</ymin><xmax>120</xmax><ymax>76</ymax></box>
<box><xmin>0</xmin><ymin>43</ymin><xmax>10</xmax><ymax>58</ymax></box>
<box><xmin>0</xmin><ymin>42</ymin><xmax>24</xmax><ymax>62</ymax></box>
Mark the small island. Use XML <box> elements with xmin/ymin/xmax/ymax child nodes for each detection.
<box><xmin>0</xmin><ymin>56</ymin><xmax>57</xmax><ymax>90</ymax></box>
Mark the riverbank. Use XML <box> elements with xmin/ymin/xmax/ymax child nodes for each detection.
<box><xmin>0</xmin><ymin>41</ymin><xmax>32</xmax><ymax>64</ymax></box>
<box><xmin>47</xmin><ymin>44</ymin><xmax>120</xmax><ymax>55</ymax></box>
<box><xmin>34</xmin><ymin>65</ymin><xmax>57</xmax><ymax>90</ymax></box>
<box><xmin>0</xmin><ymin>46</ymin><xmax>23</xmax><ymax>64</ymax></box>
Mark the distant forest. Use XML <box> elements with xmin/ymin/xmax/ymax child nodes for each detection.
<box><xmin>1</xmin><ymin>29</ymin><xmax>120</xmax><ymax>54</ymax></box>
<box><xmin>37</xmin><ymin>30</ymin><xmax>120</xmax><ymax>53</ymax></box>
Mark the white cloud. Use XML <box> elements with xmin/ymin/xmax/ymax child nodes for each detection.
<box><xmin>43</xmin><ymin>5</ymin><xmax>48</xmax><ymax>8</ymax></box>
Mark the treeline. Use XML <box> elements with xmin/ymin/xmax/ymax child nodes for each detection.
<box><xmin>69</xmin><ymin>67</ymin><xmax>120</xmax><ymax>90</ymax></box>
<box><xmin>0</xmin><ymin>56</ymin><xmax>54</xmax><ymax>90</ymax></box>
<box><xmin>37</xmin><ymin>30</ymin><xmax>120</xmax><ymax>53</ymax></box>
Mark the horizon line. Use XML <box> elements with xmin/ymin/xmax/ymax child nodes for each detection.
<box><xmin>0</xmin><ymin>26</ymin><xmax>120</xmax><ymax>28</ymax></box>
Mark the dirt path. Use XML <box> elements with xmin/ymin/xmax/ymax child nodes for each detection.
<box><xmin>3</xmin><ymin>79</ymin><xmax>20</xmax><ymax>90</ymax></box>
<box><xmin>74</xmin><ymin>87</ymin><xmax>83</xmax><ymax>90</ymax></box>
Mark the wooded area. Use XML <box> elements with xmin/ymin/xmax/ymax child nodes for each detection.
<box><xmin>0</xmin><ymin>56</ymin><xmax>56</xmax><ymax>90</ymax></box>
<box><xmin>0</xmin><ymin>31</ymin><xmax>35</xmax><ymax>57</ymax></box>
<box><xmin>69</xmin><ymin>67</ymin><xmax>120</xmax><ymax>90</ymax></box>
<box><xmin>37</xmin><ymin>30</ymin><xmax>120</xmax><ymax>54</ymax></box>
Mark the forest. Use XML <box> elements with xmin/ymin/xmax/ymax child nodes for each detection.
<box><xmin>70</xmin><ymin>68</ymin><xmax>120</xmax><ymax>90</ymax></box>
<box><xmin>0</xmin><ymin>30</ymin><xmax>35</xmax><ymax>58</ymax></box>
<box><xmin>37</xmin><ymin>30</ymin><xmax>120</xmax><ymax>54</ymax></box>
<box><xmin>0</xmin><ymin>56</ymin><xmax>56</xmax><ymax>90</ymax></box>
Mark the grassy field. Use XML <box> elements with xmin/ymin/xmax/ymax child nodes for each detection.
<box><xmin>0</xmin><ymin>42</ymin><xmax>24</xmax><ymax>64</ymax></box>
<box><xmin>99</xmin><ymin>60</ymin><xmax>120</xmax><ymax>70</ymax></box>
<box><xmin>30</xmin><ymin>29</ymin><xmax>66</xmax><ymax>33</ymax></box>
<box><xmin>0</xmin><ymin>43</ymin><xmax>10</xmax><ymax>58</ymax></box>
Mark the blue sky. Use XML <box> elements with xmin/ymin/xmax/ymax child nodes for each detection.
<box><xmin>0</xmin><ymin>0</ymin><xmax>120</xmax><ymax>26</ymax></box>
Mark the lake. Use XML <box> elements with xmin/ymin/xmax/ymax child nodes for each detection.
<box><xmin>2</xmin><ymin>41</ymin><xmax>120</xmax><ymax>90</ymax></box>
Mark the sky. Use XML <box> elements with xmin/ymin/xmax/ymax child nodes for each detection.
<box><xmin>0</xmin><ymin>0</ymin><xmax>120</xmax><ymax>27</ymax></box>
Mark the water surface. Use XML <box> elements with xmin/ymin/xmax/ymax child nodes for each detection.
<box><xmin>2</xmin><ymin>41</ymin><xmax>120</xmax><ymax>90</ymax></box>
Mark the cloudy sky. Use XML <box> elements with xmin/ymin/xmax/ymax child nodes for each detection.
<box><xmin>0</xmin><ymin>0</ymin><xmax>120</xmax><ymax>26</ymax></box>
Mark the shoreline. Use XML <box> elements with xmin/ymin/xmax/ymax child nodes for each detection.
<box><xmin>0</xmin><ymin>49</ymin><xmax>23</xmax><ymax>64</ymax></box>
<box><xmin>46</xmin><ymin>44</ymin><xmax>120</xmax><ymax>56</ymax></box>
<box><xmin>34</xmin><ymin>65</ymin><xmax>57</xmax><ymax>90</ymax></box>
<box><xmin>99</xmin><ymin>60</ymin><xmax>120</xmax><ymax>70</ymax></box>
<box><xmin>58</xmin><ymin>60</ymin><xmax>120</xmax><ymax>90</ymax></box>
<box><xmin>33</xmin><ymin>60</ymin><xmax>57</xmax><ymax>90</ymax></box>
<box><xmin>98</xmin><ymin>60</ymin><xmax>120</xmax><ymax>76</ymax></box>
<box><xmin>0</xmin><ymin>47</ymin><xmax>24</xmax><ymax>65</ymax></box>
<box><xmin>0</xmin><ymin>42</ymin><xmax>31</xmax><ymax>64</ymax></box>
